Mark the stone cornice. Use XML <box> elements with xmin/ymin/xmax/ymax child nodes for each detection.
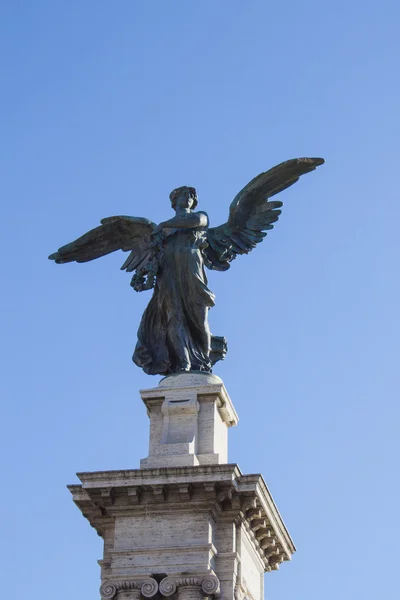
<box><xmin>239</xmin><ymin>474</ymin><xmax>296</xmax><ymax>558</ymax></box>
<box><xmin>75</xmin><ymin>464</ymin><xmax>242</xmax><ymax>487</ymax></box>
<box><xmin>68</xmin><ymin>464</ymin><xmax>295</xmax><ymax>571</ymax></box>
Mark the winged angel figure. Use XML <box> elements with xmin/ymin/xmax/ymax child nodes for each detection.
<box><xmin>49</xmin><ymin>157</ymin><xmax>324</xmax><ymax>375</ymax></box>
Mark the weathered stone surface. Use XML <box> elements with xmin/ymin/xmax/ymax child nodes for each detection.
<box><xmin>140</xmin><ymin>373</ymin><xmax>238</xmax><ymax>468</ymax></box>
<box><xmin>68</xmin><ymin>375</ymin><xmax>295</xmax><ymax>600</ymax></box>
<box><xmin>69</xmin><ymin>463</ymin><xmax>295</xmax><ymax>600</ymax></box>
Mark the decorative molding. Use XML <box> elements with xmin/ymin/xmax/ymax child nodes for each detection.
<box><xmin>100</xmin><ymin>579</ymin><xmax>158</xmax><ymax>600</ymax></box>
<box><xmin>240</xmin><ymin>497</ymin><xmax>257</xmax><ymax>512</ymax></box>
<box><xmin>141</xmin><ymin>579</ymin><xmax>159</xmax><ymax>598</ymax></box>
<box><xmin>265</xmin><ymin>546</ymin><xmax>280</xmax><ymax>559</ymax></box>
<box><xmin>201</xmin><ymin>575</ymin><xmax>220</xmax><ymax>596</ymax></box>
<box><xmin>159</xmin><ymin>577</ymin><xmax>177</xmax><ymax>597</ymax></box>
<box><xmin>178</xmin><ymin>484</ymin><xmax>192</xmax><ymax>501</ymax></box>
<box><xmin>175</xmin><ymin>578</ymin><xmax>203</xmax><ymax>588</ymax></box>
<box><xmin>203</xmin><ymin>482</ymin><xmax>216</xmax><ymax>499</ymax></box>
<box><xmin>126</xmin><ymin>486</ymin><xmax>141</xmax><ymax>505</ymax></box>
<box><xmin>151</xmin><ymin>485</ymin><xmax>165</xmax><ymax>501</ymax></box>
<box><xmin>250</xmin><ymin>518</ymin><xmax>266</xmax><ymax>531</ymax></box>
<box><xmin>245</xmin><ymin>507</ymin><xmax>261</xmax><ymax>521</ymax></box>
<box><xmin>259</xmin><ymin>536</ymin><xmax>276</xmax><ymax>550</ymax></box>
<box><xmin>100</xmin><ymin>582</ymin><xmax>120</xmax><ymax>599</ymax></box>
<box><xmin>159</xmin><ymin>575</ymin><xmax>220</xmax><ymax>598</ymax></box>
<box><xmin>240</xmin><ymin>493</ymin><xmax>290</xmax><ymax>568</ymax></box>
<box><xmin>269</xmin><ymin>554</ymin><xmax>285</xmax><ymax>569</ymax></box>
<box><xmin>70</xmin><ymin>464</ymin><xmax>295</xmax><ymax>573</ymax></box>
<box><xmin>217</xmin><ymin>487</ymin><xmax>233</xmax><ymax>503</ymax></box>
<box><xmin>255</xmin><ymin>527</ymin><xmax>272</xmax><ymax>540</ymax></box>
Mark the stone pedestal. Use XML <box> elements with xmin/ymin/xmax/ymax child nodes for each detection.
<box><xmin>68</xmin><ymin>374</ymin><xmax>295</xmax><ymax>600</ymax></box>
<box><xmin>140</xmin><ymin>373</ymin><xmax>238</xmax><ymax>468</ymax></box>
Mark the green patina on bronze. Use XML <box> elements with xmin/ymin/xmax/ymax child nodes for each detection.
<box><xmin>49</xmin><ymin>157</ymin><xmax>324</xmax><ymax>375</ymax></box>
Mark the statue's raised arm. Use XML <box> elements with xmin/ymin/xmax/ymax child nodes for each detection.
<box><xmin>204</xmin><ymin>157</ymin><xmax>324</xmax><ymax>271</ymax></box>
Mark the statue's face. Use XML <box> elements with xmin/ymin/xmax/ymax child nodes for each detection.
<box><xmin>175</xmin><ymin>190</ymin><xmax>194</xmax><ymax>211</ymax></box>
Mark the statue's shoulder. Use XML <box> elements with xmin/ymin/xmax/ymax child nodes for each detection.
<box><xmin>195</xmin><ymin>210</ymin><xmax>209</xmax><ymax>225</ymax></box>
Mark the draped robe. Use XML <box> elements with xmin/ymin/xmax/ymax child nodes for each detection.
<box><xmin>133</xmin><ymin>222</ymin><xmax>215</xmax><ymax>375</ymax></box>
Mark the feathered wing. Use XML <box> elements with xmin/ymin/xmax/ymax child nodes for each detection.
<box><xmin>49</xmin><ymin>215</ymin><xmax>159</xmax><ymax>290</ymax></box>
<box><xmin>204</xmin><ymin>157</ymin><xmax>324</xmax><ymax>271</ymax></box>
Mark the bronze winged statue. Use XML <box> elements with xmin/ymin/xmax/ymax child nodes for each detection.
<box><xmin>49</xmin><ymin>157</ymin><xmax>324</xmax><ymax>375</ymax></box>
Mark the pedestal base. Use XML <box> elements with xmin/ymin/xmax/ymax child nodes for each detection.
<box><xmin>139</xmin><ymin>373</ymin><xmax>238</xmax><ymax>469</ymax></box>
<box><xmin>68</xmin><ymin>374</ymin><xmax>295</xmax><ymax>600</ymax></box>
<box><xmin>69</xmin><ymin>464</ymin><xmax>295</xmax><ymax>600</ymax></box>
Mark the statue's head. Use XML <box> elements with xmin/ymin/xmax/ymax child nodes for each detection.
<box><xmin>169</xmin><ymin>186</ymin><xmax>198</xmax><ymax>211</ymax></box>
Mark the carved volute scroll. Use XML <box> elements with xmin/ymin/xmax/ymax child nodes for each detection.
<box><xmin>201</xmin><ymin>576</ymin><xmax>220</xmax><ymax>596</ymax></box>
<box><xmin>100</xmin><ymin>582</ymin><xmax>120</xmax><ymax>599</ymax></box>
<box><xmin>159</xmin><ymin>578</ymin><xmax>177</xmax><ymax>597</ymax></box>
<box><xmin>159</xmin><ymin>575</ymin><xmax>220</xmax><ymax>600</ymax></box>
<box><xmin>141</xmin><ymin>579</ymin><xmax>159</xmax><ymax>598</ymax></box>
<box><xmin>100</xmin><ymin>579</ymin><xmax>159</xmax><ymax>600</ymax></box>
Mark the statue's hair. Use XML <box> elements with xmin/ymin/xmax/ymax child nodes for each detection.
<box><xmin>169</xmin><ymin>186</ymin><xmax>198</xmax><ymax>209</ymax></box>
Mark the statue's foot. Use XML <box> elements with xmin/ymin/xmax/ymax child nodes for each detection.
<box><xmin>176</xmin><ymin>362</ymin><xmax>191</xmax><ymax>372</ymax></box>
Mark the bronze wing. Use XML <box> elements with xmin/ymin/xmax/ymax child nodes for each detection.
<box><xmin>204</xmin><ymin>157</ymin><xmax>324</xmax><ymax>271</ymax></box>
<box><xmin>49</xmin><ymin>215</ymin><xmax>157</xmax><ymax>275</ymax></box>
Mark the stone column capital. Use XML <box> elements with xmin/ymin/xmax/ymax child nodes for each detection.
<box><xmin>100</xmin><ymin>578</ymin><xmax>158</xmax><ymax>600</ymax></box>
<box><xmin>159</xmin><ymin>574</ymin><xmax>220</xmax><ymax>598</ymax></box>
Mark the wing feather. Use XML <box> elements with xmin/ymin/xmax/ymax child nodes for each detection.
<box><xmin>205</xmin><ymin>157</ymin><xmax>324</xmax><ymax>270</ymax></box>
<box><xmin>49</xmin><ymin>216</ymin><xmax>156</xmax><ymax>269</ymax></box>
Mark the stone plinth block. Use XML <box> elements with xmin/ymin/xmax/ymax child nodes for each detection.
<box><xmin>68</xmin><ymin>464</ymin><xmax>295</xmax><ymax>600</ymax></box>
<box><xmin>139</xmin><ymin>373</ymin><xmax>239</xmax><ymax>469</ymax></box>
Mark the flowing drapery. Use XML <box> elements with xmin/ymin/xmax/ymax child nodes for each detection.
<box><xmin>133</xmin><ymin>227</ymin><xmax>215</xmax><ymax>375</ymax></box>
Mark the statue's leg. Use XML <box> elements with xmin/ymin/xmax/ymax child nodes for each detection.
<box><xmin>166</xmin><ymin>317</ymin><xmax>191</xmax><ymax>372</ymax></box>
<box><xmin>188</xmin><ymin>306</ymin><xmax>212</xmax><ymax>372</ymax></box>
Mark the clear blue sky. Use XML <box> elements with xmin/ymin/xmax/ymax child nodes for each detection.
<box><xmin>1</xmin><ymin>1</ymin><xmax>399</xmax><ymax>599</ymax></box>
